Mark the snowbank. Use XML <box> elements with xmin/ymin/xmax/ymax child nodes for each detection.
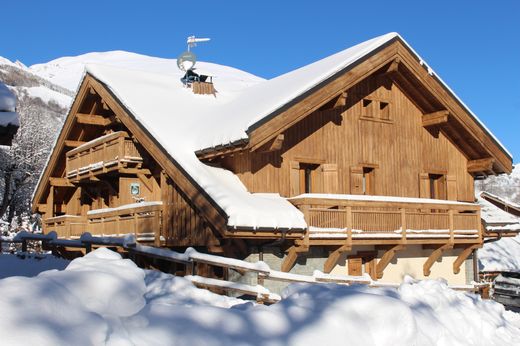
<box><xmin>480</xmin><ymin>234</ymin><xmax>520</xmax><ymax>272</ymax></box>
<box><xmin>0</xmin><ymin>248</ymin><xmax>519</xmax><ymax>345</ymax></box>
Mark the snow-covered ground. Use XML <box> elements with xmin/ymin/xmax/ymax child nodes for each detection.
<box><xmin>0</xmin><ymin>248</ymin><xmax>519</xmax><ymax>346</ymax></box>
<box><xmin>480</xmin><ymin>234</ymin><xmax>520</xmax><ymax>273</ymax></box>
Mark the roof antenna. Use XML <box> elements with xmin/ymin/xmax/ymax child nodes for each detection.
<box><xmin>177</xmin><ymin>35</ymin><xmax>215</xmax><ymax>96</ymax></box>
<box><xmin>177</xmin><ymin>35</ymin><xmax>211</xmax><ymax>72</ymax></box>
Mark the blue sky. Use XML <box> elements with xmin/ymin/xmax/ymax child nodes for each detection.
<box><xmin>2</xmin><ymin>0</ymin><xmax>519</xmax><ymax>161</ymax></box>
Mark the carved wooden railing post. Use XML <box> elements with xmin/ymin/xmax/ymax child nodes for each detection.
<box><xmin>346</xmin><ymin>206</ymin><xmax>353</xmax><ymax>247</ymax></box>
<box><xmin>301</xmin><ymin>205</ymin><xmax>311</xmax><ymax>249</ymax></box>
<box><xmin>400</xmin><ymin>208</ymin><xmax>407</xmax><ymax>243</ymax></box>
<box><xmin>448</xmin><ymin>209</ymin><xmax>455</xmax><ymax>244</ymax></box>
<box><xmin>476</xmin><ymin>208</ymin><xmax>482</xmax><ymax>241</ymax></box>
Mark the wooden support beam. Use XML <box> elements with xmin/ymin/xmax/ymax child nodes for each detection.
<box><xmin>256</xmin><ymin>134</ymin><xmax>285</xmax><ymax>153</ymax></box>
<box><xmin>120</xmin><ymin>168</ymin><xmax>152</xmax><ymax>176</ymax></box>
<box><xmin>49</xmin><ymin>177</ymin><xmax>74</xmax><ymax>187</ymax></box>
<box><xmin>385</xmin><ymin>57</ymin><xmax>400</xmax><ymax>74</ymax></box>
<box><xmin>376</xmin><ymin>244</ymin><xmax>405</xmax><ymax>279</ymax></box>
<box><xmin>467</xmin><ymin>158</ymin><xmax>495</xmax><ymax>174</ymax></box>
<box><xmin>64</xmin><ymin>140</ymin><xmax>86</xmax><ymax>148</ymax></box>
<box><xmin>324</xmin><ymin>244</ymin><xmax>351</xmax><ymax>273</ymax></box>
<box><xmin>76</xmin><ymin>113</ymin><xmax>112</xmax><ymax>126</ymax></box>
<box><xmin>281</xmin><ymin>246</ymin><xmax>307</xmax><ymax>272</ymax></box>
<box><xmin>137</xmin><ymin>173</ymin><xmax>153</xmax><ymax>192</ymax></box>
<box><xmin>36</xmin><ymin>204</ymin><xmax>47</xmax><ymax>213</ymax></box>
<box><xmin>333</xmin><ymin>91</ymin><xmax>348</xmax><ymax>108</ymax></box>
<box><xmin>453</xmin><ymin>244</ymin><xmax>481</xmax><ymax>274</ymax></box>
<box><xmin>422</xmin><ymin>110</ymin><xmax>449</xmax><ymax>128</ymax></box>
<box><xmin>423</xmin><ymin>243</ymin><xmax>453</xmax><ymax>276</ymax></box>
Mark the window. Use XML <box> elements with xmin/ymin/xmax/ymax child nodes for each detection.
<box><xmin>361</xmin><ymin>97</ymin><xmax>392</xmax><ymax>122</ymax></box>
<box><xmin>351</xmin><ymin>165</ymin><xmax>377</xmax><ymax>195</ymax></box>
<box><xmin>362</xmin><ymin>167</ymin><xmax>375</xmax><ymax>195</ymax></box>
<box><xmin>428</xmin><ymin>174</ymin><xmax>447</xmax><ymax>200</ymax></box>
<box><xmin>299</xmin><ymin>163</ymin><xmax>320</xmax><ymax>193</ymax></box>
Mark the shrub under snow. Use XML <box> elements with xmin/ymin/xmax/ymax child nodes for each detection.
<box><xmin>0</xmin><ymin>248</ymin><xmax>519</xmax><ymax>345</ymax></box>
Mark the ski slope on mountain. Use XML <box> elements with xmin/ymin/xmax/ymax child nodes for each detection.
<box><xmin>29</xmin><ymin>50</ymin><xmax>264</xmax><ymax>92</ymax></box>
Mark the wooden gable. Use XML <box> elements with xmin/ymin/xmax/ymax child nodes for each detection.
<box><xmin>235</xmin><ymin>38</ymin><xmax>511</xmax><ymax>177</ymax></box>
<box><xmin>32</xmin><ymin>74</ymin><xmax>229</xmax><ymax>241</ymax></box>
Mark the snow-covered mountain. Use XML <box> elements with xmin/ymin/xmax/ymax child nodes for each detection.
<box><xmin>476</xmin><ymin>165</ymin><xmax>520</xmax><ymax>204</ymax></box>
<box><xmin>29</xmin><ymin>50</ymin><xmax>264</xmax><ymax>92</ymax></box>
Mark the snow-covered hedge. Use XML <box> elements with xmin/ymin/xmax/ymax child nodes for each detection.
<box><xmin>0</xmin><ymin>248</ymin><xmax>519</xmax><ymax>345</ymax></box>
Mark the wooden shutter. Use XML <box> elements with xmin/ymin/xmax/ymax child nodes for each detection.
<box><xmin>447</xmin><ymin>175</ymin><xmax>457</xmax><ymax>201</ymax></box>
<box><xmin>419</xmin><ymin>173</ymin><xmax>430</xmax><ymax>198</ymax></box>
<box><xmin>350</xmin><ymin>166</ymin><xmax>363</xmax><ymax>195</ymax></box>
<box><xmin>322</xmin><ymin>164</ymin><xmax>338</xmax><ymax>193</ymax></box>
<box><xmin>289</xmin><ymin>161</ymin><xmax>301</xmax><ymax>196</ymax></box>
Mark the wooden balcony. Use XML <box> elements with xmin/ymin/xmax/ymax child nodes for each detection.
<box><xmin>290</xmin><ymin>194</ymin><xmax>482</xmax><ymax>245</ymax></box>
<box><xmin>43</xmin><ymin>215</ymin><xmax>87</xmax><ymax>238</ymax></box>
<box><xmin>66</xmin><ymin>131</ymin><xmax>142</xmax><ymax>181</ymax></box>
<box><xmin>86</xmin><ymin>202</ymin><xmax>162</xmax><ymax>242</ymax></box>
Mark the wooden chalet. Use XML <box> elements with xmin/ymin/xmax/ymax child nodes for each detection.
<box><xmin>32</xmin><ymin>33</ymin><xmax>513</xmax><ymax>285</ymax></box>
<box><xmin>0</xmin><ymin>82</ymin><xmax>19</xmax><ymax>146</ymax></box>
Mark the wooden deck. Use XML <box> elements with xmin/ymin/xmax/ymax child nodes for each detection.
<box><xmin>43</xmin><ymin>202</ymin><xmax>162</xmax><ymax>242</ymax></box>
<box><xmin>87</xmin><ymin>202</ymin><xmax>162</xmax><ymax>242</ymax></box>
<box><xmin>43</xmin><ymin>215</ymin><xmax>87</xmax><ymax>238</ymax></box>
<box><xmin>290</xmin><ymin>195</ymin><xmax>482</xmax><ymax>245</ymax></box>
<box><xmin>65</xmin><ymin>131</ymin><xmax>142</xmax><ymax>181</ymax></box>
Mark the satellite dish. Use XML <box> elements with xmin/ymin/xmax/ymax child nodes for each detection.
<box><xmin>177</xmin><ymin>51</ymin><xmax>197</xmax><ymax>72</ymax></box>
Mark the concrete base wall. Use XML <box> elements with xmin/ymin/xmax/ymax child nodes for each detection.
<box><xmin>233</xmin><ymin>245</ymin><xmax>473</xmax><ymax>294</ymax></box>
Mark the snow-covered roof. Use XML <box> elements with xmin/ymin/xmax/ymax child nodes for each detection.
<box><xmin>0</xmin><ymin>82</ymin><xmax>19</xmax><ymax>127</ymax></box>
<box><xmin>290</xmin><ymin>193</ymin><xmax>476</xmax><ymax>206</ymax></box>
<box><xmin>478</xmin><ymin>196</ymin><xmax>520</xmax><ymax>226</ymax></box>
<box><xmin>79</xmin><ymin>32</ymin><xmax>509</xmax><ymax>230</ymax></box>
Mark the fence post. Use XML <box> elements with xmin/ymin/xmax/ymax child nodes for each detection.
<box><xmin>448</xmin><ymin>209</ymin><xmax>455</xmax><ymax>244</ymax></box>
<box><xmin>476</xmin><ymin>208</ymin><xmax>482</xmax><ymax>241</ymax></box>
<box><xmin>400</xmin><ymin>208</ymin><xmax>407</xmax><ymax>243</ymax></box>
<box><xmin>346</xmin><ymin>206</ymin><xmax>352</xmax><ymax>247</ymax></box>
<box><xmin>301</xmin><ymin>205</ymin><xmax>310</xmax><ymax>249</ymax></box>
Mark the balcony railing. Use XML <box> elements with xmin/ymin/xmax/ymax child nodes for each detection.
<box><xmin>86</xmin><ymin>202</ymin><xmax>162</xmax><ymax>242</ymax></box>
<box><xmin>66</xmin><ymin>131</ymin><xmax>142</xmax><ymax>180</ymax></box>
<box><xmin>43</xmin><ymin>215</ymin><xmax>87</xmax><ymax>238</ymax></box>
<box><xmin>290</xmin><ymin>194</ymin><xmax>481</xmax><ymax>243</ymax></box>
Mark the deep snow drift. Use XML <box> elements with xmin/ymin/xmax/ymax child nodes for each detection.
<box><xmin>0</xmin><ymin>248</ymin><xmax>519</xmax><ymax>346</ymax></box>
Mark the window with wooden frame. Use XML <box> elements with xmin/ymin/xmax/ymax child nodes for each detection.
<box><xmin>351</xmin><ymin>164</ymin><xmax>377</xmax><ymax>195</ymax></box>
<box><xmin>289</xmin><ymin>159</ymin><xmax>335</xmax><ymax>196</ymax></box>
<box><xmin>360</xmin><ymin>97</ymin><xmax>392</xmax><ymax>123</ymax></box>
<box><xmin>299</xmin><ymin>163</ymin><xmax>320</xmax><ymax>194</ymax></box>
<box><xmin>419</xmin><ymin>172</ymin><xmax>456</xmax><ymax>201</ymax></box>
<box><xmin>428</xmin><ymin>173</ymin><xmax>447</xmax><ymax>200</ymax></box>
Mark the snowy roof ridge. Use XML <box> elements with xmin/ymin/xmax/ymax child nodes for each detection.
<box><xmin>477</xmin><ymin>196</ymin><xmax>520</xmax><ymax>225</ymax></box>
<box><xmin>480</xmin><ymin>191</ymin><xmax>520</xmax><ymax>210</ymax></box>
